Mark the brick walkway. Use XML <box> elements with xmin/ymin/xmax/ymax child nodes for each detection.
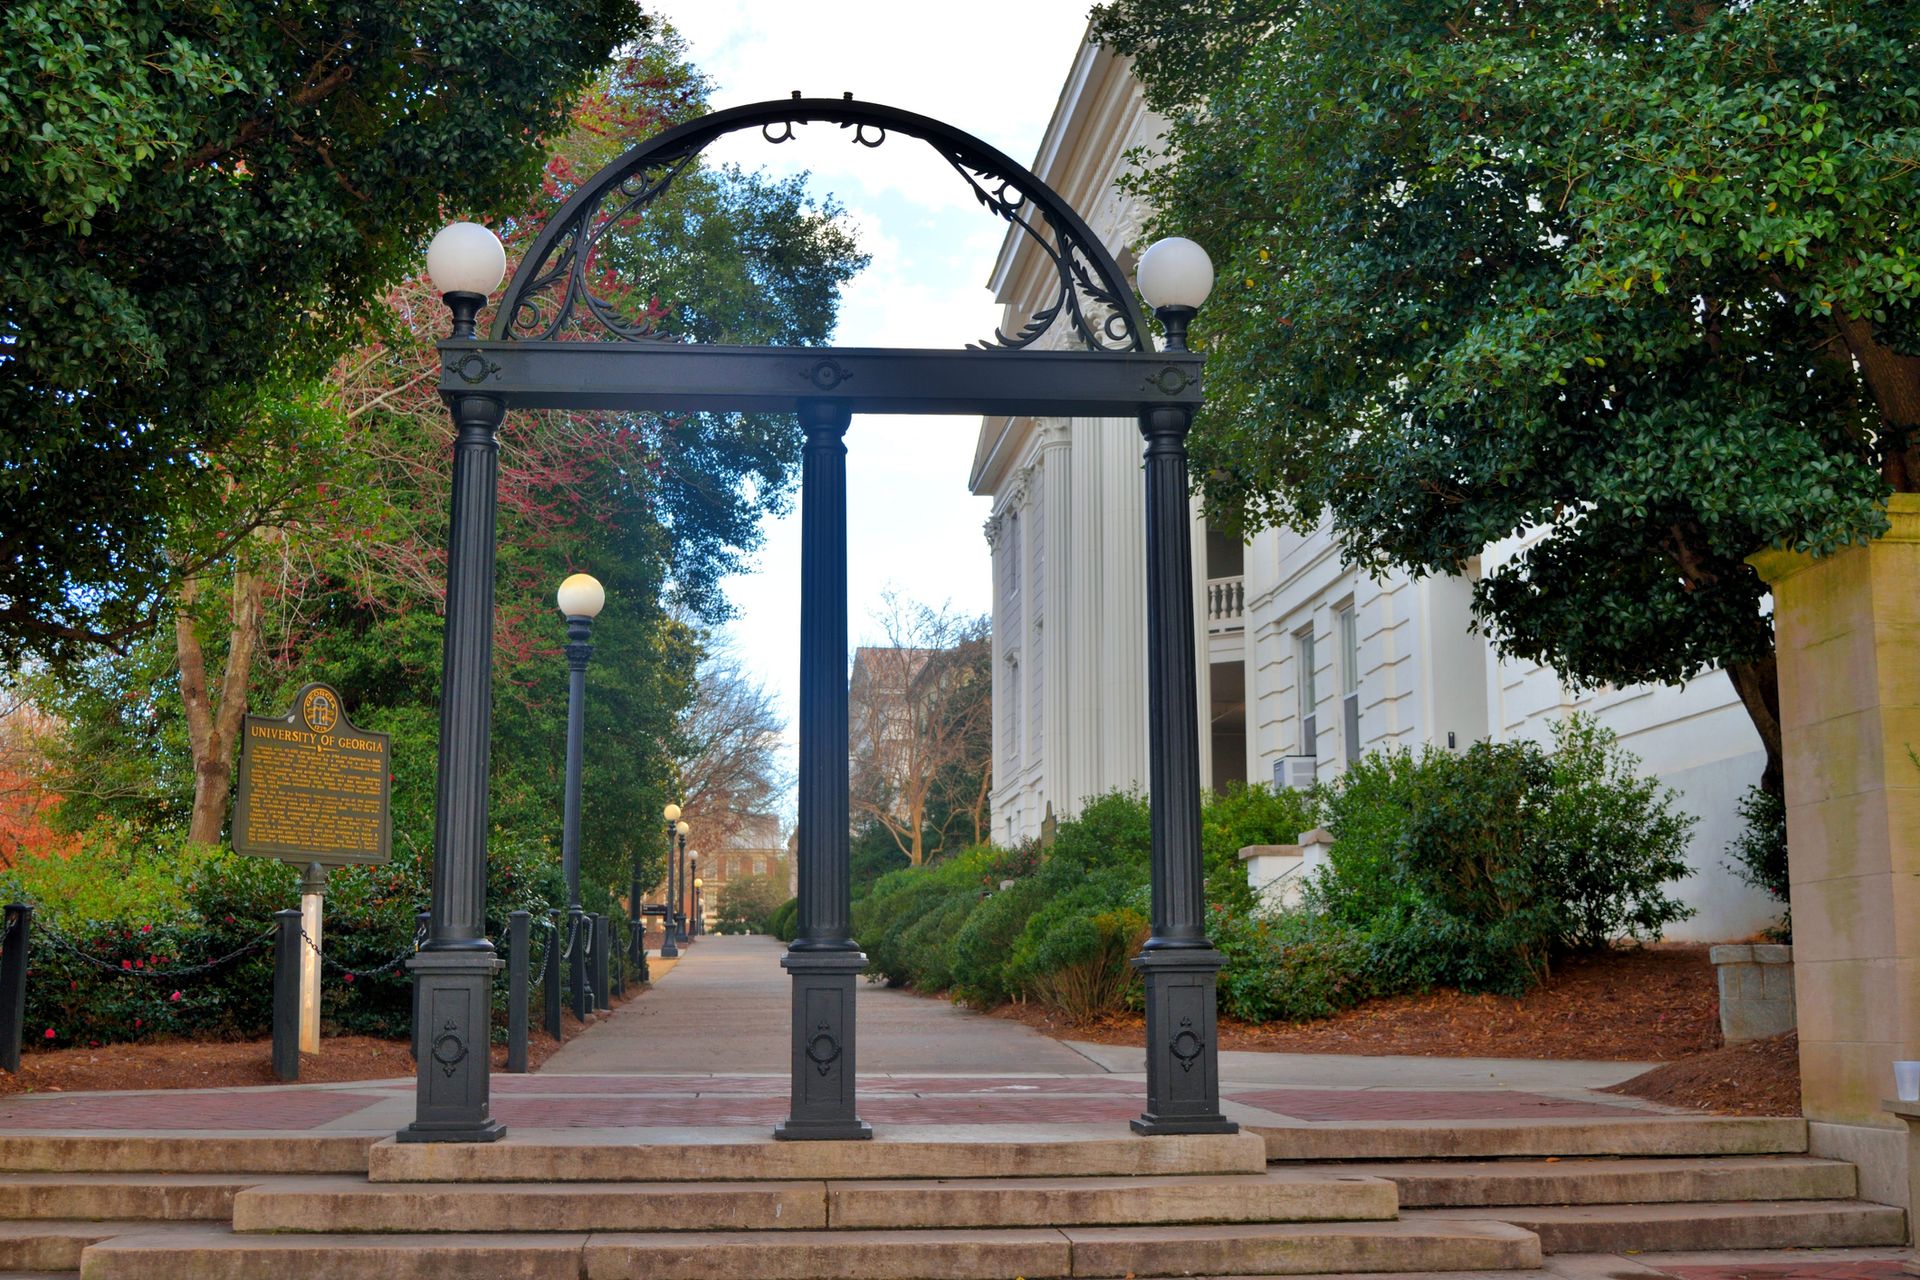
<box><xmin>0</xmin><ymin>1073</ymin><xmax>1670</xmax><ymax>1132</ymax></box>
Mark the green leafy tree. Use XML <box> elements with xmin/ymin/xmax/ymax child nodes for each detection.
<box><xmin>1</xmin><ymin>0</ymin><xmax>643</xmax><ymax>665</ymax></box>
<box><xmin>1094</xmin><ymin>0</ymin><xmax>1920</xmax><ymax>792</ymax></box>
<box><xmin>31</xmin><ymin>33</ymin><xmax>866</xmax><ymax>919</ymax></box>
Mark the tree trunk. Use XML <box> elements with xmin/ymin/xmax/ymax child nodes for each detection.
<box><xmin>1725</xmin><ymin>654</ymin><xmax>1785</xmax><ymax>800</ymax></box>
<box><xmin>177</xmin><ymin>567</ymin><xmax>264</xmax><ymax>846</ymax></box>
<box><xmin>1833</xmin><ymin>305</ymin><xmax>1920</xmax><ymax>492</ymax></box>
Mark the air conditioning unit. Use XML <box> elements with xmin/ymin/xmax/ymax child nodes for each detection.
<box><xmin>1272</xmin><ymin>755</ymin><xmax>1317</xmax><ymax>792</ymax></box>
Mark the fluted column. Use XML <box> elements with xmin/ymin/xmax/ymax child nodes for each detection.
<box><xmin>1133</xmin><ymin>402</ymin><xmax>1234</xmax><ymax>1136</ymax></box>
<box><xmin>400</xmin><ymin>387</ymin><xmax>507</xmax><ymax>1144</ymax></box>
<box><xmin>778</xmin><ymin>399</ymin><xmax>870</xmax><ymax>1141</ymax></box>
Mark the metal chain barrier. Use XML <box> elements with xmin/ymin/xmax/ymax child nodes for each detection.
<box><xmin>531</xmin><ymin>919</ymin><xmax>556</xmax><ymax>994</ymax></box>
<box><xmin>36</xmin><ymin>924</ymin><xmax>272</xmax><ymax>979</ymax></box>
<box><xmin>298</xmin><ymin>915</ymin><xmax>428</xmax><ymax>980</ymax></box>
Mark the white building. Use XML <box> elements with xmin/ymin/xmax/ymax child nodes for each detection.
<box><xmin>969</xmin><ymin>34</ymin><xmax>1776</xmax><ymax>941</ymax></box>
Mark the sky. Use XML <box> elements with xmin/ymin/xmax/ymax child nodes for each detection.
<box><xmin>643</xmin><ymin>1</ymin><xmax>1100</xmax><ymax>789</ymax></box>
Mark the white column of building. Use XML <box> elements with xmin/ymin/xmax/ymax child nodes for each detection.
<box><xmin>1190</xmin><ymin>492</ymin><xmax>1213</xmax><ymax>791</ymax></box>
<box><xmin>982</xmin><ymin>509</ymin><xmax>1007</xmax><ymax>833</ymax></box>
<box><xmin>1098</xmin><ymin>414</ymin><xmax>1150</xmax><ymax>792</ymax></box>
<box><xmin>1037</xmin><ymin>422</ymin><xmax>1073</xmax><ymax>819</ymax></box>
<box><xmin>1066</xmin><ymin>416</ymin><xmax>1104</xmax><ymax>812</ymax></box>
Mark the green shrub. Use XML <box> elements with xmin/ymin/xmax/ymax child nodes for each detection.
<box><xmin>1725</xmin><ymin>784</ymin><xmax>1789</xmax><ymax>939</ymax></box>
<box><xmin>769</xmin><ymin>897</ymin><xmax>798</xmax><ymax>942</ymax></box>
<box><xmin>1201</xmin><ymin>780</ymin><xmax>1314</xmax><ymax>914</ymax></box>
<box><xmin>11</xmin><ymin>832</ymin><xmax>574</xmax><ymax>1048</ymax></box>
<box><xmin>946</xmin><ymin>875</ymin><xmax>1047</xmax><ymax>1007</ymax></box>
<box><xmin>1024</xmin><ymin>906</ymin><xmax>1147</xmax><ymax>1023</ymax></box>
<box><xmin>1307</xmin><ymin>716</ymin><xmax>1695</xmax><ymax>996</ymax></box>
<box><xmin>1305</xmin><ymin>747</ymin><xmax>1433</xmax><ymax>928</ymax></box>
<box><xmin>1211</xmin><ymin>905</ymin><xmax>1381</xmax><ymax>1023</ymax></box>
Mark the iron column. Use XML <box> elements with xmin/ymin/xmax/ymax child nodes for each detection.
<box><xmin>777</xmin><ymin>399</ymin><xmax>870</xmax><ymax>1141</ymax></box>
<box><xmin>661</xmin><ymin>821</ymin><xmax>685</xmax><ymax>960</ymax></box>
<box><xmin>401</xmin><ymin>289</ymin><xmax>507</xmax><ymax>1143</ymax></box>
<box><xmin>559</xmin><ymin>592</ymin><xmax>598</xmax><ymax>1022</ymax></box>
<box><xmin>1131</xmin><ymin>302</ymin><xmax>1235</xmax><ymax>1136</ymax></box>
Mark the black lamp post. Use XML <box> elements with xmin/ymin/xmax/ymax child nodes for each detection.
<box><xmin>678</xmin><ymin>846</ymin><xmax>695</xmax><ymax>944</ymax></box>
<box><xmin>691</xmin><ymin>876</ymin><xmax>704</xmax><ymax>936</ymax></box>
<box><xmin>628</xmin><ymin>826</ymin><xmax>651</xmax><ymax>984</ymax></box>
<box><xmin>408</xmin><ymin>95</ymin><xmax>1227</xmax><ymax>1147</ymax></box>
<box><xmin>661</xmin><ymin>811</ymin><xmax>687</xmax><ymax>960</ymax></box>
<box><xmin>1129</xmin><ymin>238</ymin><xmax>1235</xmax><ymax>1135</ymax></box>
<box><xmin>556</xmin><ymin>573</ymin><xmax>605</xmax><ymax>1023</ymax></box>
<box><xmin>685</xmin><ymin>853</ymin><xmax>699</xmax><ymax>939</ymax></box>
<box><xmin>399</xmin><ymin>221</ymin><xmax>510</xmax><ymax>1145</ymax></box>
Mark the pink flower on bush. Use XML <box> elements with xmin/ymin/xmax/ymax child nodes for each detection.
<box><xmin>141</xmin><ymin>924</ymin><xmax>152</xmax><ymax>934</ymax></box>
<box><xmin>343</xmin><ymin>974</ymin><xmax>355</xmax><ymax>983</ymax></box>
<box><xmin>42</xmin><ymin>1029</ymin><xmax>53</xmax><ymax>1040</ymax></box>
<box><xmin>132</xmin><ymin>1019</ymin><xmax>141</xmax><ymax>1028</ymax></box>
<box><xmin>120</xmin><ymin>960</ymin><xmax>132</xmax><ymax>971</ymax></box>
<box><xmin>169</xmin><ymin>990</ymin><xmax>181</xmax><ymax>1002</ymax></box>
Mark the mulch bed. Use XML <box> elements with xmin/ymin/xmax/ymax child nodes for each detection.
<box><xmin>0</xmin><ymin>992</ymin><xmax>626</xmax><ymax>1096</ymax></box>
<box><xmin>1605</xmin><ymin>1030</ymin><xmax>1802</xmax><ymax>1117</ymax></box>
<box><xmin>991</xmin><ymin>944</ymin><xmax>1723</xmax><ymax>1061</ymax></box>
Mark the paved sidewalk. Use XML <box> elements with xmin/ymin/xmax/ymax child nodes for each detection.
<box><xmin>0</xmin><ymin>934</ymin><xmax>1689</xmax><ymax>1136</ymax></box>
<box><xmin>544</xmin><ymin>934</ymin><xmax>1100</xmax><ymax>1075</ymax></box>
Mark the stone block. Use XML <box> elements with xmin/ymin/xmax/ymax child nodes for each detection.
<box><xmin>1713</xmin><ymin>944</ymin><xmax>1797</xmax><ymax>1044</ymax></box>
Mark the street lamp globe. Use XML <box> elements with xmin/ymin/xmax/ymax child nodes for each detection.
<box><xmin>426</xmin><ymin>222</ymin><xmax>507</xmax><ymax>297</ymax></box>
<box><xmin>693</xmin><ymin>876</ymin><xmax>703</xmax><ymax>889</ymax></box>
<box><xmin>663</xmin><ymin>802</ymin><xmax>680</xmax><ymax>823</ymax></box>
<box><xmin>555</xmin><ymin>573</ymin><xmax>606</xmax><ymax>620</ymax></box>
<box><xmin>1136</xmin><ymin>236</ymin><xmax>1214</xmax><ymax>310</ymax></box>
<box><xmin>676</xmin><ymin>820</ymin><xmax>691</xmax><ymax>838</ymax></box>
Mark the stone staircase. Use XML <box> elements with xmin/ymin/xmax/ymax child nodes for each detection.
<box><xmin>0</xmin><ymin>1118</ymin><xmax>1901</xmax><ymax>1278</ymax></box>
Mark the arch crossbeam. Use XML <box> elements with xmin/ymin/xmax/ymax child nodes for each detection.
<box><xmin>442</xmin><ymin>340</ymin><xmax>1201</xmax><ymax>417</ymax></box>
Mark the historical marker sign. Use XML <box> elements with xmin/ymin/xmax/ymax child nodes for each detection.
<box><xmin>234</xmin><ymin>683</ymin><xmax>392</xmax><ymax>866</ymax></box>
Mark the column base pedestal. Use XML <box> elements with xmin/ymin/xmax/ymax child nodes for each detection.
<box><xmin>778</xmin><ymin>947</ymin><xmax>872</xmax><ymax>1141</ymax></box>
<box><xmin>399</xmin><ymin>948</ymin><xmax>506</xmax><ymax>1144</ymax></box>
<box><xmin>1132</xmin><ymin>946</ymin><xmax>1236</xmax><ymax>1136</ymax></box>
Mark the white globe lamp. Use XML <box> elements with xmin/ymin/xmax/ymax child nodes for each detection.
<box><xmin>426</xmin><ymin>222</ymin><xmax>507</xmax><ymax>297</ymax></box>
<box><xmin>555</xmin><ymin>573</ymin><xmax>606</xmax><ymax>620</ymax></box>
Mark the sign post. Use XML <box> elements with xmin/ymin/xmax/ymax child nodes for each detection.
<box><xmin>298</xmin><ymin>862</ymin><xmax>327</xmax><ymax>1053</ymax></box>
<box><xmin>234</xmin><ymin>683</ymin><xmax>392</xmax><ymax>1060</ymax></box>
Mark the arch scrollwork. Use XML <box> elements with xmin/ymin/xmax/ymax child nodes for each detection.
<box><xmin>494</xmin><ymin>97</ymin><xmax>1148</xmax><ymax>355</ymax></box>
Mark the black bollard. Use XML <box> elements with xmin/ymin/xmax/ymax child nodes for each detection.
<box><xmin>272</xmin><ymin>909</ymin><xmax>301</xmax><ymax>1082</ymax></box>
<box><xmin>594</xmin><ymin>915</ymin><xmax>611</xmax><ymax>1013</ymax></box>
<box><xmin>0</xmin><ymin>904</ymin><xmax>31</xmax><ymax>1074</ymax></box>
<box><xmin>506</xmin><ymin>911</ymin><xmax>529</xmax><ymax>1073</ymax></box>
<box><xmin>543</xmin><ymin>911</ymin><xmax>563</xmax><ymax>1042</ymax></box>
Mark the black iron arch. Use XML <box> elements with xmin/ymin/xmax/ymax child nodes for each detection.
<box><xmin>493</xmin><ymin>95</ymin><xmax>1151</xmax><ymax>354</ymax></box>
<box><xmin>410</xmin><ymin>94</ymin><xmax>1228</xmax><ymax>1150</ymax></box>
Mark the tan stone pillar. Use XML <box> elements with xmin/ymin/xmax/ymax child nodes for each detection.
<box><xmin>1751</xmin><ymin>494</ymin><xmax>1920</xmax><ymax>1205</ymax></box>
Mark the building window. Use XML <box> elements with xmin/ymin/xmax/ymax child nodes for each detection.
<box><xmin>1295</xmin><ymin>628</ymin><xmax>1317</xmax><ymax>756</ymax></box>
<box><xmin>753</xmin><ymin>858</ymin><xmax>766</xmax><ymax>876</ymax></box>
<box><xmin>1337</xmin><ymin>605</ymin><xmax>1361</xmax><ymax>765</ymax></box>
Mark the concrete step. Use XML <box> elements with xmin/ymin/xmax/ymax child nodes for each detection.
<box><xmin>1303</xmin><ymin>1156</ymin><xmax>1856</xmax><ymax>1207</ymax></box>
<box><xmin>368</xmin><ymin>1130</ymin><xmax>1270</xmax><ymax>1183</ymax></box>
<box><xmin>0</xmin><ymin>1135</ymin><xmax>371</xmax><ymax>1176</ymax></box>
<box><xmin>78</xmin><ymin>1219</ymin><xmax>1544</xmax><ymax>1279</ymax></box>
<box><xmin>825</xmin><ymin>1168</ymin><xmax>1398</xmax><ymax>1229</ymax></box>
<box><xmin>232</xmin><ymin>1168</ymin><xmax>1396</xmax><ymax>1233</ymax></box>
<box><xmin>1411</xmin><ymin>1200</ymin><xmax>1906</xmax><ymax>1253</ymax></box>
<box><xmin>233</xmin><ymin>1176</ymin><xmax>826</xmax><ymax>1233</ymax></box>
<box><xmin>1256</xmin><ymin>1117</ymin><xmax>1807</xmax><ymax>1162</ymax></box>
<box><xmin>0</xmin><ymin>1220</ymin><xmax>203</xmax><ymax>1273</ymax></box>
<box><xmin>0</xmin><ymin>1174</ymin><xmax>270</xmax><ymax>1222</ymax></box>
